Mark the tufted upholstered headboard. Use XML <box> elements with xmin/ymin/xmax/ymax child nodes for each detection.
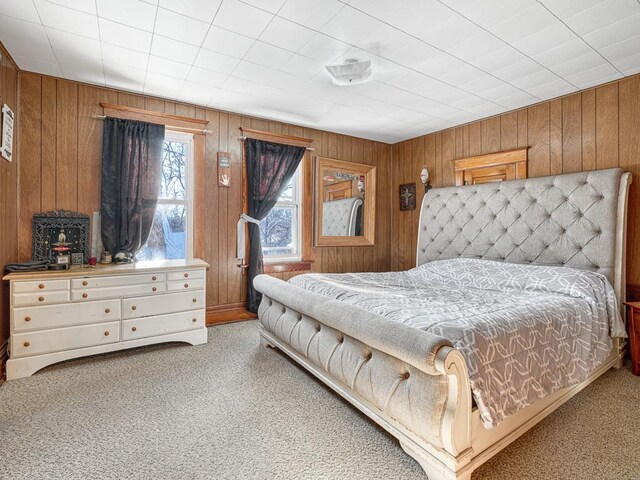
<box><xmin>416</xmin><ymin>168</ymin><xmax>631</xmax><ymax>303</ymax></box>
<box><xmin>322</xmin><ymin>197</ymin><xmax>363</xmax><ymax>236</ymax></box>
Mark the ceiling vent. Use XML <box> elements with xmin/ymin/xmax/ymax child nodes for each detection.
<box><xmin>325</xmin><ymin>59</ymin><xmax>372</xmax><ymax>86</ymax></box>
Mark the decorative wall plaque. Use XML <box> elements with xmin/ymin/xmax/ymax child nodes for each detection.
<box><xmin>218</xmin><ymin>151</ymin><xmax>231</xmax><ymax>187</ymax></box>
<box><xmin>32</xmin><ymin>210</ymin><xmax>90</xmax><ymax>264</ymax></box>
<box><xmin>399</xmin><ymin>183</ymin><xmax>416</xmax><ymax>211</ymax></box>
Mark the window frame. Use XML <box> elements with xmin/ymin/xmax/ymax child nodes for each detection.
<box><xmin>261</xmin><ymin>165</ymin><xmax>303</xmax><ymax>264</ymax></box>
<box><xmin>144</xmin><ymin>130</ymin><xmax>195</xmax><ymax>260</ymax></box>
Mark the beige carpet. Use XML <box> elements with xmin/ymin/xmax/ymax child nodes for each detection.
<box><xmin>0</xmin><ymin>320</ymin><xmax>638</xmax><ymax>480</ymax></box>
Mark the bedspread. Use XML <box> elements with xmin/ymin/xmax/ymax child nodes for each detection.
<box><xmin>289</xmin><ymin>258</ymin><xmax>625</xmax><ymax>428</ymax></box>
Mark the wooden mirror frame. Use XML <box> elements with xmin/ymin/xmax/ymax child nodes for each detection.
<box><xmin>315</xmin><ymin>157</ymin><xmax>376</xmax><ymax>247</ymax></box>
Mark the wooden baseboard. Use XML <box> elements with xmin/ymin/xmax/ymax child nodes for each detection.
<box><xmin>206</xmin><ymin>302</ymin><xmax>257</xmax><ymax>325</ymax></box>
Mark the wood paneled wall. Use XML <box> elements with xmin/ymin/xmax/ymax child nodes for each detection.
<box><xmin>16</xmin><ymin>72</ymin><xmax>392</xmax><ymax>311</ymax></box>
<box><xmin>391</xmin><ymin>74</ymin><xmax>640</xmax><ymax>293</ymax></box>
<box><xmin>0</xmin><ymin>44</ymin><xmax>19</xmax><ymax>375</ymax></box>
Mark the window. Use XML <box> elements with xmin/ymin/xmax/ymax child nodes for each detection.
<box><xmin>137</xmin><ymin>131</ymin><xmax>194</xmax><ymax>261</ymax></box>
<box><xmin>260</xmin><ymin>166</ymin><xmax>302</xmax><ymax>263</ymax></box>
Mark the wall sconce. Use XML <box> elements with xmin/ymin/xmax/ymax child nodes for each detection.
<box><xmin>420</xmin><ymin>165</ymin><xmax>431</xmax><ymax>193</ymax></box>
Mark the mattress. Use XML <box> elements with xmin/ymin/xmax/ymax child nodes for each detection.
<box><xmin>289</xmin><ymin>258</ymin><xmax>625</xmax><ymax>428</ymax></box>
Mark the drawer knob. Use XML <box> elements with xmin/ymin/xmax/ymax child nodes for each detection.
<box><xmin>131</xmin><ymin>305</ymin><xmax>137</xmax><ymax>310</ymax></box>
<box><xmin>184</xmin><ymin>273</ymin><xmax>189</xmax><ymax>278</ymax></box>
<box><xmin>192</xmin><ymin>318</ymin><xmax>197</xmax><ymax>323</ymax></box>
<box><xmin>152</xmin><ymin>287</ymin><xmax>157</xmax><ymax>292</ymax></box>
<box><xmin>38</xmin><ymin>296</ymin><xmax>44</xmax><ymax>302</ymax></box>
<box><xmin>23</xmin><ymin>341</ymin><xmax>30</xmax><ymax>347</ymax></box>
<box><xmin>192</xmin><ymin>298</ymin><xmax>197</xmax><ymax>303</ymax></box>
<box><xmin>104</xmin><ymin>331</ymin><xmax>110</xmax><ymax>336</ymax></box>
<box><xmin>82</xmin><ymin>281</ymin><xmax>88</xmax><ymax>286</ymax></box>
<box><xmin>152</xmin><ymin>276</ymin><xmax>157</xmax><ymax>281</ymax></box>
<box><xmin>38</xmin><ymin>284</ymin><xmax>45</xmax><ymax>289</ymax></box>
<box><xmin>184</xmin><ymin>283</ymin><xmax>189</xmax><ymax>288</ymax></box>
<box><xmin>132</xmin><ymin>326</ymin><xmax>137</xmax><ymax>332</ymax></box>
<box><xmin>25</xmin><ymin>316</ymin><xmax>31</xmax><ymax>322</ymax></box>
<box><xmin>105</xmin><ymin>308</ymin><xmax>111</xmax><ymax>314</ymax></box>
<box><xmin>82</xmin><ymin>293</ymin><xmax>88</xmax><ymax>299</ymax></box>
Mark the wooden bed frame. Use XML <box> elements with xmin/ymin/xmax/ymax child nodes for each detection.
<box><xmin>255</xmin><ymin>169</ymin><xmax>632</xmax><ymax>479</ymax></box>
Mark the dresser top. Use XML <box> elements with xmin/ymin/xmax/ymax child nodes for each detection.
<box><xmin>3</xmin><ymin>258</ymin><xmax>209</xmax><ymax>281</ymax></box>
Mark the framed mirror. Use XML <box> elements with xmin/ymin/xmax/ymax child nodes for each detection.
<box><xmin>315</xmin><ymin>157</ymin><xmax>376</xmax><ymax>246</ymax></box>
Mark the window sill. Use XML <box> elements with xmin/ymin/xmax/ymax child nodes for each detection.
<box><xmin>264</xmin><ymin>260</ymin><xmax>313</xmax><ymax>274</ymax></box>
<box><xmin>240</xmin><ymin>260</ymin><xmax>313</xmax><ymax>275</ymax></box>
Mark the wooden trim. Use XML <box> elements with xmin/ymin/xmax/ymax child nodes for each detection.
<box><xmin>454</xmin><ymin>147</ymin><xmax>528</xmax><ymax>186</ymax></box>
<box><xmin>206</xmin><ymin>303</ymin><xmax>257</xmax><ymax>325</ymax></box>
<box><xmin>316</xmin><ymin>157</ymin><xmax>376</xmax><ymax>247</ymax></box>
<box><xmin>100</xmin><ymin>102</ymin><xmax>209</xmax><ymax>134</ymax></box>
<box><xmin>193</xmin><ymin>135</ymin><xmax>206</xmax><ymax>258</ymax></box>
<box><xmin>240</xmin><ymin>127</ymin><xmax>313</xmax><ymax>148</ymax></box>
<box><xmin>264</xmin><ymin>260</ymin><xmax>313</xmax><ymax>274</ymax></box>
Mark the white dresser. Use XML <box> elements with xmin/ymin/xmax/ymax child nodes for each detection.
<box><xmin>3</xmin><ymin>259</ymin><xmax>209</xmax><ymax>380</ymax></box>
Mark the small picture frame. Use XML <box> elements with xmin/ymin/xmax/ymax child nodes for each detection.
<box><xmin>399</xmin><ymin>183</ymin><xmax>417</xmax><ymax>211</ymax></box>
<box><xmin>56</xmin><ymin>254</ymin><xmax>71</xmax><ymax>265</ymax></box>
<box><xmin>71</xmin><ymin>252</ymin><xmax>84</xmax><ymax>265</ymax></box>
<box><xmin>218</xmin><ymin>152</ymin><xmax>231</xmax><ymax>187</ymax></box>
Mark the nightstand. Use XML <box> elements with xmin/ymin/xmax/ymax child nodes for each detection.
<box><xmin>623</xmin><ymin>302</ymin><xmax>640</xmax><ymax>376</ymax></box>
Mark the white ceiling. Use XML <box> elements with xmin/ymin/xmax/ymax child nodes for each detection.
<box><xmin>1</xmin><ymin>0</ymin><xmax>640</xmax><ymax>143</ymax></box>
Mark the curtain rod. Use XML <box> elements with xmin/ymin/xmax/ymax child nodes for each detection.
<box><xmin>238</xmin><ymin>136</ymin><xmax>315</xmax><ymax>151</ymax></box>
<box><xmin>91</xmin><ymin>114</ymin><xmax>212</xmax><ymax>134</ymax></box>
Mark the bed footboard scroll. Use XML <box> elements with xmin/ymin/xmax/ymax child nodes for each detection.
<box><xmin>254</xmin><ymin>274</ymin><xmax>473</xmax><ymax>478</ymax></box>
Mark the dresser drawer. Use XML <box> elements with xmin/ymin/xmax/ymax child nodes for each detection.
<box><xmin>123</xmin><ymin>310</ymin><xmax>205</xmax><ymax>341</ymax></box>
<box><xmin>13</xmin><ymin>300</ymin><xmax>120</xmax><ymax>333</ymax></box>
<box><xmin>11</xmin><ymin>321</ymin><xmax>120</xmax><ymax>358</ymax></box>
<box><xmin>71</xmin><ymin>283</ymin><xmax>166</xmax><ymax>301</ymax></box>
<box><xmin>123</xmin><ymin>290</ymin><xmax>205</xmax><ymax>319</ymax></box>
<box><xmin>13</xmin><ymin>290</ymin><xmax>69</xmax><ymax>307</ymax></box>
<box><xmin>167</xmin><ymin>269</ymin><xmax>205</xmax><ymax>281</ymax></box>
<box><xmin>71</xmin><ymin>273</ymin><xmax>165</xmax><ymax>289</ymax></box>
<box><xmin>13</xmin><ymin>279</ymin><xmax>69</xmax><ymax>293</ymax></box>
<box><xmin>167</xmin><ymin>278</ymin><xmax>205</xmax><ymax>291</ymax></box>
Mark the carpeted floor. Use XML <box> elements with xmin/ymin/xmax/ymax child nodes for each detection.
<box><xmin>1</xmin><ymin>320</ymin><xmax>639</xmax><ymax>480</ymax></box>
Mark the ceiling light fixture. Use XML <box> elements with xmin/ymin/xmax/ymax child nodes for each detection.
<box><xmin>325</xmin><ymin>59</ymin><xmax>372</xmax><ymax>86</ymax></box>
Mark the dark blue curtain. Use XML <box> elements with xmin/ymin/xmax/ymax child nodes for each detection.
<box><xmin>100</xmin><ymin>117</ymin><xmax>165</xmax><ymax>259</ymax></box>
<box><xmin>245</xmin><ymin>139</ymin><xmax>306</xmax><ymax>312</ymax></box>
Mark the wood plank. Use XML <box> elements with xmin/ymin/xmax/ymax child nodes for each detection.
<box><xmin>469</xmin><ymin>122</ymin><xmax>482</xmax><ymax>156</ymax></box>
<box><xmin>595</xmin><ymin>82</ymin><xmax>619</xmax><ymax>169</ymax></box>
<box><xmin>582</xmin><ymin>89</ymin><xmax>596</xmax><ymax>171</ymax></box>
<box><xmin>204</xmin><ymin>109</ymin><xmax>220</xmax><ymax>306</ymax></box>
<box><xmin>550</xmin><ymin>99</ymin><xmax>563</xmax><ymax>175</ymax></box>
<box><xmin>227</xmin><ymin>114</ymin><xmax>243</xmax><ymax>303</ymax></box>
<box><xmin>481</xmin><ymin>117</ymin><xmax>501</xmax><ymax>154</ymax></box>
<box><xmin>78</xmin><ymin>85</ymin><xmax>118</xmax><ymax>217</ymax></box>
<box><xmin>17</xmin><ymin>73</ymin><xmax>42</xmax><ymax>261</ymax></box>
<box><xmin>619</xmin><ymin>76</ymin><xmax>640</xmax><ymax>288</ymax></box>
<box><xmin>527</xmin><ymin>103</ymin><xmax>551</xmax><ymax>178</ymax></box>
<box><xmin>40</xmin><ymin>77</ymin><xmax>57</xmax><ymax>210</ymax></box>
<box><xmin>562</xmin><ymin>93</ymin><xmax>582</xmax><ymax>173</ymax></box>
<box><xmin>55</xmin><ymin>80</ymin><xmax>78</xmax><ymax>211</ymax></box>
<box><xmin>218</xmin><ymin>112</ymin><xmax>230</xmax><ymax>304</ymax></box>
<box><xmin>500</xmin><ymin>112</ymin><xmax>518</xmax><ymax>150</ymax></box>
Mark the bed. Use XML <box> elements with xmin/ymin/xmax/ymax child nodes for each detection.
<box><xmin>254</xmin><ymin>168</ymin><xmax>631</xmax><ymax>480</ymax></box>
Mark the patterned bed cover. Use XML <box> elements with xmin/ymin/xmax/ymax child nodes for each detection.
<box><xmin>289</xmin><ymin>258</ymin><xmax>624</xmax><ymax>428</ymax></box>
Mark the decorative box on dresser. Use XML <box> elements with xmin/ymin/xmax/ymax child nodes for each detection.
<box><xmin>624</xmin><ymin>302</ymin><xmax>640</xmax><ymax>376</ymax></box>
<box><xmin>3</xmin><ymin>259</ymin><xmax>209</xmax><ymax>380</ymax></box>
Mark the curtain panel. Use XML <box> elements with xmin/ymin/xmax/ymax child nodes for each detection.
<box><xmin>245</xmin><ymin>138</ymin><xmax>306</xmax><ymax>312</ymax></box>
<box><xmin>101</xmin><ymin>117</ymin><xmax>165</xmax><ymax>260</ymax></box>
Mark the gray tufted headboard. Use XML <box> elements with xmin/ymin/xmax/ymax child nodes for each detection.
<box><xmin>417</xmin><ymin>168</ymin><xmax>631</xmax><ymax>303</ymax></box>
<box><xmin>322</xmin><ymin>197</ymin><xmax>363</xmax><ymax>236</ymax></box>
